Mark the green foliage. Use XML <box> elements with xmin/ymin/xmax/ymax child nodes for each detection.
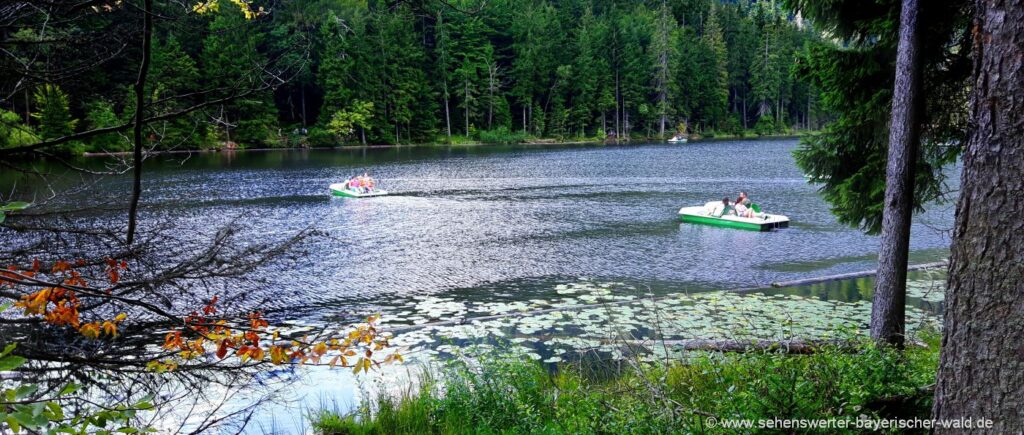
<box><xmin>477</xmin><ymin>126</ymin><xmax>530</xmax><ymax>144</ymax></box>
<box><xmin>31</xmin><ymin>84</ymin><xmax>81</xmax><ymax>153</ymax></box>
<box><xmin>314</xmin><ymin>335</ymin><xmax>941</xmax><ymax>434</ymax></box>
<box><xmin>754</xmin><ymin>115</ymin><xmax>776</xmax><ymax>136</ymax></box>
<box><xmin>85</xmin><ymin>101</ymin><xmax>129</xmax><ymax>151</ymax></box>
<box><xmin>3</xmin><ymin>0</ymin><xmax>822</xmax><ymax>152</ymax></box>
<box><xmin>0</xmin><ymin>343</ymin><xmax>154</xmax><ymax>433</ymax></box>
<box><xmin>202</xmin><ymin>6</ymin><xmax>277</xmax><ymax>146</ymax></box>
<box><xmin>327</xmin><ymin>100</ymin><xmax>374</xmax><ymax>142</ymax></box>
<box><xmin>148</xmin><ymin>36</ymin><xmax>208</xmax><ymax>150</ymax></box>
<box><xmin>0</xmin><ymin>110</ymin><xmax>38</xmax><ymax>148</ymax></box>
<box><xmin>0</xmin><ymin>201</ymin><xmax>31</xmax><ymax>224</ymax></box>
<box><xmin>307</xmin><ymin>127</ymin><xmax>336</xmax><ymax>147</ymax></box>
<box><xmin>789</xmin><ymin>0</ymin><xmax>971</xmax><ymax>233</ymax></box>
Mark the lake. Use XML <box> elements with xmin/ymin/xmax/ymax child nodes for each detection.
<box><xmin>2</xmin><ymin>138</ymin><xmax>953</xmax><ymax>432</ymax></box>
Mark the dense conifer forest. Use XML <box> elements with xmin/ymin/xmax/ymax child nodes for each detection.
<box><xmin>0</xmin><ymin>0</ymin><xmax>820</xmax><ymax>151</ymax></box>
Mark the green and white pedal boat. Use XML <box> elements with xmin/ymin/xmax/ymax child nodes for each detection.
<box><xmin>678</xmin><ymin>204</ymin><xmax>789</xmax><ymax>231</ymax></box>
<box><xmin>329</xmin><ymin>183</ymin><xmax>388</xmax><ymax>198</ymax></box>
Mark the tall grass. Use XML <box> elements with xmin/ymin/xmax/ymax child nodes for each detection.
<box><xmin>312</xmin><ymin>332</ymin><xmax>940</xmax><ymax>434</ymax></box>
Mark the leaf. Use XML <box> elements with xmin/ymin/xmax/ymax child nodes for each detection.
<box><xmin>59</xmin><ymin>383</ymin><xmax>81</xmax><ymax>397</ymax></box>
<box><xmin>0</xmin><ymin>355</ymin><xmax>27</xmax><ymax>371</ymax></box>
<box><xmin>46</xmin><ymin>401</ymin><xmax>64</xmax><ymax>420</ymax></box>
<box><xmin>12</xmin><ymin>409</ymin><xmax>40</xmax><ymax>430</ymax></box>
<box><xmin>5</xmin><ymin>415</ymin><xmax>20</xmax><ymax>433</ymax></box>
<box><xmin>0</xmin><ymin>343</ymin><xmax>15</xmax><ymax>357</ymax></box>
<box><xmin>0</xmin><ymin>201</ymin><xmax>30</xmax><ymax>212</ymax></box>
<box><xmin>15</xmin><ymin>384</ymin><xmax>38</xmax><ymax>399</ymax></box>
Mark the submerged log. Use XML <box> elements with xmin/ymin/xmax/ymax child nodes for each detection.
<box><xmin>769</xmin><ymin>260</ymin><xmax>947</xmax><ymax>288</ymax></box>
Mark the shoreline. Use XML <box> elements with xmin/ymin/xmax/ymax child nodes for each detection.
<box><xmin>80</xmin><ymin>134</ymin><xmax>806</xmax><ymax>158</ymax></box>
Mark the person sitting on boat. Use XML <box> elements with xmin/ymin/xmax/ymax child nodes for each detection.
<box><xmin>737</xmin><ymin>191</ymin><xmax>751</xmax><ymax>207</ymax></box>
<box><xmin>711</xmin><ymin>197</ymin><xmax>733</xmax><ymax>217</ymax></box>
<box><xmin>734</xmin><ymin>196</ymin><xmax>755</xmax><ymax>218</ymax></box>
<box><xmin>347</xmin><ymin>177</ymin><xmax>359</xmax><ymax>192</ymax></box>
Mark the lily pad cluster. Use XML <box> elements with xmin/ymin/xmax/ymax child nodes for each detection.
<box><xmin>375</xmin><ymin>275</ymin><xmax>944</xmax><ymax>365</ymax></box>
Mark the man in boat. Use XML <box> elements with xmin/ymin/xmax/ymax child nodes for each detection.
<box><xmin>710</xmin><ymin>197</ymin><xmax>733</xmax><ymax>217</ymax></box>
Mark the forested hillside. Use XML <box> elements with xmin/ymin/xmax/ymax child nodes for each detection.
<box><xmin>1</xmin><ymin>0</ymin><xmax>821</xmax><ymax>151</ymax></box>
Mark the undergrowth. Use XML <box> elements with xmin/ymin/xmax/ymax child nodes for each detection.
<box><xmin>313</xmin><ymin>332</ymin><xmax>940</xmax><ymax>434</ymax></box>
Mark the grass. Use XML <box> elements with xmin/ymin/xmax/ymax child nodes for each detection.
<box><xmin>312</xmin><ymin>332</ymin><xmax>940</xmax><ymax>434</ymax></box>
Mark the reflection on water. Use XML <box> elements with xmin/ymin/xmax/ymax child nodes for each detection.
<box><xmin>216</xmin><ymin>269</ymin><xmax>946</xmax><ymax>434</ymax></box>
<box><xmin>2</xmin><ymin>139</ymin><xmax>955</xmax><ymax>323</ymax></box>
<box><xmin>3</xmin><ymin>140</ymin><xmax>955</xmax><ymax>433</ymax></box>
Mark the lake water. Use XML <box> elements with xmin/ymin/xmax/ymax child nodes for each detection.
<box><xmin>11</xmin><ymin>139</ymin><xmax>952</xmax><ymax>315</ymax></box>
<box><xmin>2</xmin><ymin>138</ymin><xmax>954</xmax><ymax>432</ymax></box>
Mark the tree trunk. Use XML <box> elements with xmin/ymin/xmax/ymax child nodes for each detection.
<box><xmin>742</xmin><ymin>92</ymin><xmax>748</xmax><ymax>129</ymax></box>
<box><xmin>933</xmin><ymin>0</ymin><xmax>1024</xmax><ymax>431</ymax></box>
<box><xmin>300</xmin><ymin>86</ymin><xmax>307</xmax><ymax>127</ymax></box>
<box><xmin>464</xmin><ymin>78</ymin><xmax>470</xmax><ymax>135</ymax></box>
<box><xmin>24</xmin><ymin>88</ymin><xmax>30</xmax><ymax>125</ymax></box>
<box><xmin>444</xmin><ymin>89</ymin><xmax>452</xmax><ymax>140</ymax></box>
<box><xmin>126</xmin><ymin>0</ymin><xmax>153</xmax><ymax>246</ymax></box>
<box><xmin>488</xmin><ymin>64</ymin><xmax>496</xmax><ymax>130</ymax></box>
<box><xmin>614</xmin><ymin>70</ymin><xmax>621</xmax><ymax>141</ymax></box>
<box><xmin>870</xmin><ymin>0</ymin><xmax>922</xmax><ymax>347</ymax></box>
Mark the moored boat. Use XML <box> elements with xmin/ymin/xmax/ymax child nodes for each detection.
<box><xmin>678</xmin><ymin>204</ymin><xmax>789</xmax><ymax>231</ymax></box>
<box><xmin>329</xmin><ymin>183</ymin><xmax>388</xmax><ymax>198</ymax></box>
<box><xmin>667</xmin><ymin>136</ymin><xmax>688</xmax><ymax>143</ymax></box>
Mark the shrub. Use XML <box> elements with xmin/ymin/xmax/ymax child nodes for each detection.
<box><xmin>754</xmin><ymin>116</ymin><xmax>776</xmax><ymax>136</ymax></box>
<box><xmin>477</xmin><ymin>127</ymin><xmax>529</xmax><ymax>144</ymax></box>
<box><xmin>307</xmin><ymin>127</ymin><xmax>336</xmax><ymax>147</ymax></box>
<box><xmin>313</xmin><ymin>334</ymin><xmax>941</xmax><ymax>434</ymax></box>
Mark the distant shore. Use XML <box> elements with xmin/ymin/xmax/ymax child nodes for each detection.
<box><xmin>81</xmin><ymin>133</ymin><xmax>807</xmax><ymax>158</ymax></box>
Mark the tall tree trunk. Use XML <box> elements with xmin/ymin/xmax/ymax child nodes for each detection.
<box><xmin>126</xmin><ymin>0</ymin><xmax>153</xmax><ymax>246</ymax></box>
<box><xmin>614</xmin><ymin>70</ymin><xmax>620</xmax><ymax>141</ymax></box>
<box><xmin>488</xmin><ymin>64</ymin><xmax>496</xmax><ymax>130</ymax></box>
<box><xmin>742</xmin><ymin>92</ymin><xmax>747</xmax><ymax>129</ymax></box>
<box><xmin>871</xmin><ymin>0</ymin><xmax>923</xmax><ymax>347</ymax></box>
<box><xmin>933</xmin><ymin>0</ymin><xmax>1024</xmax><ymax>431</ymax></box>
<box><xmin>465</xmin><ymin>78</ymin><xmax>470</xmax><ymax>135</ymax></box>
<box><xmin>806</xmin><ymin>95</ymin><xmax>811</xmax><ymax>130</ymax></box>
<box><xmin>444</xmin><ymin>92</ymin><xmax>452</xmax><ymax>140</ymax></box>
<box><xmin>300</xmin><ymin>85</ymin><xmax>307</xmax><ymax>127</ymax></box>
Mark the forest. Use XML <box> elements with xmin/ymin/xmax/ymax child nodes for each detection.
<box><xmin>0</xmin><ymin>0</ymin><xmax>820</xmax><ymax>152</ymax></box>
<box><xmin>1</xmin><ymin>0</ymin><xmax>1023</xmax><ymax>432</ymax></box>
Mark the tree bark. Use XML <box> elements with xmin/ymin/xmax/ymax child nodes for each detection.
<box><xmin>933</xmin><ymin>0</ymin><xmax>1024</xmax><ymax>431</ymax></box>
<box><xmin>870</xmin><ymin>0</ymin><xmax>922</xmax><ymax>347</ymax></box>
<box><xmin>300</xmin><ymin>85</ymin><xmax>307</xmax><ymax>127</ymax></box>
<box><xmin>444</xmin><ymin>94</ymin><xmax>452</xmax><ymax>140</ymax></box>
<box><xmin>126</xmin><ymin>0</ymin><xmax>153</xmax><ymax>246</ymax></box>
